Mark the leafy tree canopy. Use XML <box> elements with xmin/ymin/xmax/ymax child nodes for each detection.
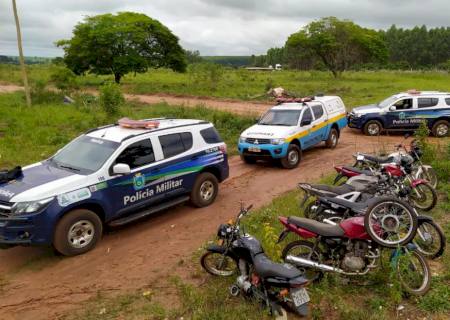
<box><xmin>286</xmin><ymin>17</ymin><xmax>388</xmax><ymax>77</ymax></box>
<box><xmin>56</xmin><ymin>12</ymin><xmax>187</xmax><ymax>83</ymax></box>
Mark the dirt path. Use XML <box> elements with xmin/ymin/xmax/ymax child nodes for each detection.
<box><xmin>0</xmin><ymin>84</ymin><xmax>416</xmax><ymax>319</ymax></box>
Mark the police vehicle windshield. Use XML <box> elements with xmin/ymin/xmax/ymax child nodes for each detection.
<box><xmin>378</xmin><ymin>95</ymin><xmax>398</xmax><ymax>108</ymax></box>
<box><xmin>50</xmin><ymin>136</ymin><xmax>119</xmax><ymax>174</ymax></box>
<box><xmin>259</xmin><ymin>109</ymin><xmax>301</xmax><ymax>126</ymax></box>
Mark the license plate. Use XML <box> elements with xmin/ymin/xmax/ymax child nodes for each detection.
<box><xmin>291</xmin><ymin>288</ymin><xmax>310</xmax><ymax>306</ymax></box>
<box><xmin>248</xmin><ymin>147</ymin><xmax>261</xmax><ymax>153</ymax></box>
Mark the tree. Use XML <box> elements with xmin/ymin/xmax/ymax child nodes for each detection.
<box><xmin>12</xmin><ymin>0</ymin><xmax>31</xmax><ymax>106</ymax></box>
<box><xmin>56</xmin><ymin>12</ymin><xmax>187</xmax><ymax>83</ymax></box>
<box><xmin>185</xmin><ymin>50</ymin><xmax>203</xmax><ymax>64</ymax></box>
<box><xmin>286</xmin><ymin>17</ymin><xmax>387</xmax><ymax>77</ymax></box>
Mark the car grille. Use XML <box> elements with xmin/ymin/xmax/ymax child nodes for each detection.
<box><xmin>0</xmin><ymin>200</ymin><xmax>12</xmax><ymax>216</ymax></box>
<box><xmin>245</xmin><ymin>138</ymin><xmax>271</xmax><ymax>145</ymax></box>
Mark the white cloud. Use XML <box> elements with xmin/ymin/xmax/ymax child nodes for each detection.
<box><xmin>0</xmin><ymin>0</ymin><xmax>449</xmax><ymax>57</ymax></box>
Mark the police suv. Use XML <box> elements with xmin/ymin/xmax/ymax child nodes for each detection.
<box><xmin>238</xmin><ymin>96</ymin><xmax>347</xmax><ymax>168</ymax></box>
<box><xmin>0</xmin><ymin>118</ymin><xmax>229</xmax><ymax>256</ymax></box>
<box><xmin>348</xmin><ymin>90</ymin><xmax>450</xmax><ymax>137</ymax></box>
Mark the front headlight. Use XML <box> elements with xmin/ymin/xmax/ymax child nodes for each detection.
<box><xmin>352</xmin><ymin>112</ymin><xmax>362</xmax><ymax>118</ymax></box>
<box><xmin>11</xmin><ymin>197</ymin><xmax>54</xmax><ymax>215</ymax></box>
<box><xmin>239</xmin><ymin>136</ymin><xmax>246</xmax><ymax>143</ymax></box>
<box><xmin>271</xmin><ymin>138</ymin><xmax>285</xmax><ymax>145</ymax></box>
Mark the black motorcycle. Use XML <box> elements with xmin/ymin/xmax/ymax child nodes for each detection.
<box><xmin>200</xmin><ymin>203</ymin><xmax>310</xmax><ymax>317</ymax></box>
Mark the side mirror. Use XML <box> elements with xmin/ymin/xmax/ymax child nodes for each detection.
<box><xmin>112</xmin><ymin>163</ymin><xmax>131</xmax><ymax>175</ymax></box>
<box><xmin>389</xmin><ymin>106</ymin><xmax>396</xmax><ymax>111</ymax></box>
<box><xmin>301</xmin><ymin>119</ymin><xmax>311</xmax><ymax>126</ymax></box>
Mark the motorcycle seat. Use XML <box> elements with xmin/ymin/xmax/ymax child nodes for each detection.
<box><xmin>310</xmin><ymin>184</ymin><xmax>355</xmax><ymax>195</ymax></box>
<box><xmin>342</xmin><ymin>166</ymin><xmax>373</xmax><ymax>176</ymax></box>
<box><xmin>360</xmin><ymin>154</ymin><xmax>394</xmax><ymax>164</ymax></box>
<box><xmin>322</xmin><ymin>196</ymin><xmax>369</xmax><ymax>214</ymax></box>
<box><xmin>287</xmin><ymin>217</ymin><xmax>345</xmax><ymax>237</ymax></box>
<box><xmin>253</xmin><ymin>253</ymin><xmax>305</xmax><ymax>280</ymax></box>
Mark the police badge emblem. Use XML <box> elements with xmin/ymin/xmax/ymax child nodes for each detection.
<box><xmin>133</xmin><ymin>173</ymin><xmax>146</xmax><ymax>190</ymax></box>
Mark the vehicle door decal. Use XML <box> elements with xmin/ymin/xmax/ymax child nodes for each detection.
<box><xmin>286</xmin><ymin>113</ymin><xmax>346</xmax><ymax>142</ymax></box>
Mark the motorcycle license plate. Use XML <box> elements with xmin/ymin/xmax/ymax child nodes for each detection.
<box><xmin>248</xmin><ymin>147</ymin><xmax>261</xmax><ymax>153</ymax></box>
<box><xmin>291</xmin><ymin>288</ymin><xmax>310</xmax><ymax>306</ymax></box>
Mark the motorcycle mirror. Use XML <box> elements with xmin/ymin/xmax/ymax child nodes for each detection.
<box><xmin>246</xmin><ymin>204</ymin><xmax>253</xmax><ymax>211</ymax></box>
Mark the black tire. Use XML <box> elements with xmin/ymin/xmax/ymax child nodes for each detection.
<box><xmin>190</xmin><ymin>172</ymin><xmax>219</xmax><ymax>207</ymax></box>
<box><xmin>280</xmin><ymin>144</ymin><xmax>301</xmax><ymax>169</ymax></box>
<box><xmin>282</xmin><ymin>240</ymin><xmax>323</xmax><ymax>281</ymax></box>
<box><xmin>200</xmin><ymin>251</ymin><xmax>237</xmax><ymax>276</ymax></box>
<box><xmin>364</xmin><ymin>198</ymin><xmax>418</xmax><ymax>248</ymax></box>
<box><xmin>416</xmin><ymin>166</ymin><xmax>438</xmax><ymax>189</ymax></box>
<box><xmin>409</xmin><ymin>182</ymin><xmax>437</xmax><ymax>212</ymax></box>
<box><xmin>53</xmin><ymin>209</ymin><xmax>103</xmax><ymax>256</ymax></box>
<box><xmin>396</xmin><ymin>250</ymin><xmax>431</xmax><ymax>296</ymax></box>
<box><xmin>414</xmin><ymin>220</ymin><xmax>446</xmax><ymax>259</ymax></box>
<box><xmin>325</xmin><ymin>128</ymin><xmax>339</xmax><ymax>148</ymax></box>
<box><xmin>333</xmin><ymin>174</ymin><xmax>348</xmax><ymax>186</ymax></box>
<box><xmin>363</xmin><ymin>120</ymin><xmax>383</xmax><ymax>136</ymax></box>
<box><xmin>431</xmin><ymin>120</ymin><xmax>450</xmax><ymax>137</ymax></box>
<box><xmin>240</xmin><ymin>155</ymin><xmax>256</xmax><ymax>164</ymax></box>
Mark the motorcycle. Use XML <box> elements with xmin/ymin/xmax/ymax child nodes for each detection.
<box><xmin>277</xmin><ymin>215</ymin><xmax>431</xmax><ymax>296</ymax></box>
<box><xmin>338</xmin><ymin>135</ymin><xmax>438</xmax><ymax>188</ymax></box>
<box><xmin>333</xmin><ymin>154</ymin><xmax>437</xmax><ymax>211</ymax></box>
<box><xmin>298</xmin><ymin>182</ymin><xmax>446</xmax><ymax>259</ymax></box>
<box><xmin>200</xmin><ymin>203</ymin><xmax>310</xmax><ymax>317</ymax></box>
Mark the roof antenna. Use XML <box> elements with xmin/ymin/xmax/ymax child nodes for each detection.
<box><xmin>101</xmin><ymin>129</ymin><xmax>107</xmax><ymax>138</ymax></box>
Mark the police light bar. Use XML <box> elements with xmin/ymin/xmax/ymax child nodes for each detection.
<box><xmin>407</xmin><ymin>89</ymin><xmax>421</xmax><ymax>95</ymax></box>
<box><xmin>118</xmin><ymin>117</ymin><xmax>160</xmax><ymax>129</ymax></box>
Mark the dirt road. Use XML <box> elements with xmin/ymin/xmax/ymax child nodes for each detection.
<box><xmin>0</xmin><ymin>85</ymin><xmax>408</xmax><ymax>319</ymax></box>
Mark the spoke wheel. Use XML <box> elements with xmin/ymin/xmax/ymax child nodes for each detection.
<box><xmin>282</xmin><ymin>240</ymin><xmax>323</xmax><ymax>281</ymax></box>
<box><xmin>413</xmin><ymin>221</ymin><xmax>446</xmax><ymax>259</ymax></box>
<box><xmin>395</xmin><ymin>250</ymin><xmax>431</xmax><ymax>296</ymax></box>
<box><xmin>409</xmin><ymin>183</ymin><xmax>437</xmax><ymax>211</ymax></box>
<box><xmin>201</xmin><ymin>251</ymin><xmax>237</xmax><ymax>277</ymax></box>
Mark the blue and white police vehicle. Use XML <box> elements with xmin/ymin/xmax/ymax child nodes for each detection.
<box><xmin>238</xmin><ymin>96</ymin><xmax>347</xmax><ymax>168</ymax></box>
<box><xmin>0</xmin><ymin>118</ymin><xmax>229</xmax><ymax>255</ymax></box>
<box><xmin>348</xmin><ymin>90</ymin><xmax>450</xmax><ymax>137</ymax></box>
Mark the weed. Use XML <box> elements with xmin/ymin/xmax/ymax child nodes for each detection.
<box><xmin>99</xmin><ymin>82</ymin><xmax>125</xmax><ymax>116</ymax></box>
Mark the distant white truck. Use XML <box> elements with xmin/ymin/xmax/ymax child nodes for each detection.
<box><xmin>238</xmin><ymin>96</ymin><xmax>348</xmax><ymax>168</ymax></box>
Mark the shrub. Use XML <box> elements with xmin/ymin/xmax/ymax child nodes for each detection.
<box><xmin>30</xmin><ymin>79</ymin><xmax>63</xmax><ymax>104</ymax></box>
<box><xmin>49</xmin><ymin>67</ymin><xmax>78</xmax><ymax>92</ymax></box>
<box><xmin>188</xmin><ymin>62</ymin><xmax>224</xmax><ymax>89</ymax></box>
<box><xmin>99</xmin><ymin>83</ymin><xmax>124</xmax><ymax>116</ymax></box>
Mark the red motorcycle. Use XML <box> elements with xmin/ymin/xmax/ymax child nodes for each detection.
<box><xmin>277</xmin><ymin>215</ymin><xmax>431</xmax><ymax>296</ymax></box>
<box><xmin>334</xmin><ymin>158</ymin><xmax>437</xmax><ymax>211</ymax></box>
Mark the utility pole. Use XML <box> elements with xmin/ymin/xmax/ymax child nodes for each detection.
<box><xmin>12</xmin><ymin>0</ymin><xmax>31</xmax><ymax>107</ymax></box>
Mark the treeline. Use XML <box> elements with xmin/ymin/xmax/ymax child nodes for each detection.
<box><xmin>0</xmin><ymin>55</ymin><xmax>53</xmax><ymax>65</ymax></box>
<box><xmin>251</xmin><ymin>24</ymin><xmax>450</xmax><ymax>70</ymax></box>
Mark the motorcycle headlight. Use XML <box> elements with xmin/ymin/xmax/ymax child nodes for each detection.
<box><xmin>271</xmin><ymin>138</ymin><xmax>285</xmax><ymax>145</ymax></box>
<box><xmin>11</xmin><ymin>197</ymin><xmax>54</xmax><ymax>215</ymax></box>
<box><xmin>239</xmin><ymin>136</ymin><xmax>246</xmax><ymax>144</ymax></box>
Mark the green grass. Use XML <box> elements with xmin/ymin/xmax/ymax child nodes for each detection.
<box><xmin>2</xmin><ymin>64</ymin><xmax>450</xmax><ymax>109</ymax></box>
<box><xmin>0</xmin><ymin>92</ymin><xmax>253</xmax><ymax>168</ymax></box>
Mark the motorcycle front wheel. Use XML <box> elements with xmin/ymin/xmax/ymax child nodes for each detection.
<box><xmin>200</xmin><ymin>251</ymin><xmax>237</xmax><ymax>277</ymax></box>
<box><xmin>410</xmin><ymin>182</ymin><xmax>437</xmax><ymax>211</ymax></box>
<box><xmin>395</xmin><ymin>250</ymin><xmax>431</xmax><ymax>296</ymax></box>
<box><xmin>413</xmin><ymin>220</ymin><xmax>446</xmax><ymax>259</ymax></box>
<box><xmin>364</xmin><ymin>198</ymin><xmax>418</xmax><ymax>248</ymax></box>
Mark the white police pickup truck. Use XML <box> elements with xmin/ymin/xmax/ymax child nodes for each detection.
<box><xmin>348</xmin><ymin>90</ymin><xmax>450</xmax><ymax>137</ymax></box>
<box><xmin>0</xmin><ymin>118</ymin><xmax>229</xmax><ymax>256</ymax></box>
<box><xmin>238</xmin><ymin>96</ymin><xmax>347</xmax><ymax>168</ymax></box>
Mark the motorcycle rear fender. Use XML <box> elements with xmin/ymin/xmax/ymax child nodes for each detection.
<box><xmin>334</xmin><ymin>165</ymin><xmax>343</xmax><ymax>173</ymax></box>
<box><xmin>278</xmin><ymin>216</ymin><xmax>317</xmax><ymax>239</ymax></box>
<box><xmin>411</xmin><ymin>179</ymin><xmax>428</xmax><ymax>187</ymax></box>
<box><xmin>417</xmin><ymin>215</ymin><xmax>433</xmax><ymax>224</ymax></box>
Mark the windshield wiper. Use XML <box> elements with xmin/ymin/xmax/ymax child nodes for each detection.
<box><xmin>59</xmin><ymin>165</ymin><xmax>81</xmax><ymax>172</ymax></box>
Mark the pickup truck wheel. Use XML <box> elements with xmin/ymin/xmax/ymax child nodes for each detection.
<box><xmin>190</xmin><ymin>172</ymin><xmax>219</xmax><ymax>207</ymax></box>
<box><xmin>325</xmin><ymin>128</ymin><xmax>339</xmax><ymax>148</ymax></box>
<box><xmin>280</xmin><ymin>144</ymin><xmax>301</xmax><ymax>169</ymax></box>
<box><xmin>363</xmin><ymin>120</ymin><xmax>383</xmax><ymax>136</ymax></box>
<box><xmin>53</xmin><ymin>209</ymin><xmax>102</xmax><ymax>256</ymax></box>
<box><xmin>431</xmin><ymin>120</ymin><xmax>449</xmax><ymax>137</ymax></box>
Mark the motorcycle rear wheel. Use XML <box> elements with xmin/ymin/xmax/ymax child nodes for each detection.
<box><xmin>395</xmin><ymin>250</ymin><xmax>431</xmax><ymax>296</ymax></box>
<box><xmin>282</xmin><ymin>240</ymin><xmax>323</xmax><ymax>281</ymax></box>
<box><xmin>200</xmin><ymin>251</ymin><xmax>237</xmax><ymax>277</ymax></box>
<box><xmin>410</xmin><ymin>182</ymin><xmax>437</xmax><ymax>211</ymax></box>
<box><xmin>364</xmin><ymin>198</ymin><xmax>418</xmax><ymax>248</ymax></box>
<box><xmin>413</xmin><ymin>220</ymin><xmax>446</xmax><ymax>259</ymax></box>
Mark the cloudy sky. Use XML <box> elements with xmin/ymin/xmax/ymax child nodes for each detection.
<box><xmin>1</xmin><ymin>0</ymin><xmax>449</xmax><ymax>57</ymax></box>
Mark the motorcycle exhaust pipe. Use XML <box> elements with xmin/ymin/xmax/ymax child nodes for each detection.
<box><xmin>285</xmin><ymin>255</ymin><xmax>344</xmax><ymax>274</ymax></box>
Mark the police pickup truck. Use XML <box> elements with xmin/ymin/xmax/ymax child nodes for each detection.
<box><xmin>0</xmin><ymin>118</ymin><xmax>229</xmax><ymax>256</ymax></box>
<box><xmin>238</xmin><ymin>96</ymin><xmax>347</xmax><ymax>168</ymax></box>
<box><xmin>348</xmin><ymin>90</ymin><xmax>450</xmax><ymax>137</ymax></box>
